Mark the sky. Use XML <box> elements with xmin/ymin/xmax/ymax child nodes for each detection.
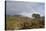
<box><xmin>6</xmin><ymin>1</ymin><xmax>45</xmax><ymax>17</ymax></box>
<box><xmin>6</xmin><ymin>0</ymin><xmax>44</xmax><ymax>2</ymax></box>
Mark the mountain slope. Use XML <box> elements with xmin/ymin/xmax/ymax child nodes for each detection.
<box><xmin>6</xmin><ymin>15</ymin><xmax>45</xmax><ymax>30</ymax></box>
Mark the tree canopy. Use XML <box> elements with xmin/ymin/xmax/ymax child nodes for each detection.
<box><xmin>32</xmin><ymin>13</ymin><xmax>40</xmax><ymax>19</ymax></box>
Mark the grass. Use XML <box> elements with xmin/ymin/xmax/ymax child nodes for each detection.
<box><xmin>6</xmin><ymin>15</ymin><xmax>45</xmax><ymax>30</ymax></box>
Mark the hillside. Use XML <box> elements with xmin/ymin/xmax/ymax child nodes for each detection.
<box><xmin>6</xmin><ymin>15</ymin><xmax>45</xmax><ymax>30</ymax></box>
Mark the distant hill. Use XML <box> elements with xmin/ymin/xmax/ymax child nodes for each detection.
<box><xmin>6</xmin><ymin>15</ymin><xmax>32</xmax><ymax>22</ymax></box>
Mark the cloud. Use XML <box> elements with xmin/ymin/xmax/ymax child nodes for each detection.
<box><xmin>6</xmin><ymin>1</ymin><xmax>45</xmax><ymax>17</ymax></box>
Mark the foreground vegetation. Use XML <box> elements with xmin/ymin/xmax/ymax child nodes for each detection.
<box><xmin>6</xmin><ymin>13</ymin><xmax>45</xmax><ymax>30</ymax></box>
